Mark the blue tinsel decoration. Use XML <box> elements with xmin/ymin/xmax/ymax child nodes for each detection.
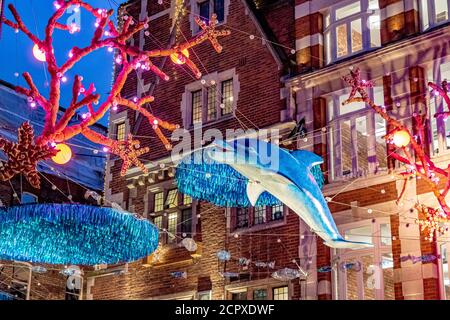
<box><xmin>0</xmin><ymin>292</ymin><xmax>13</xmax><ymax>301</ymax></box>
<box><xmin>0</xmin><ymin>204</ymin><xmax>159</xmax><ymax>266</ymax></box>
<box><xmin>175</xmin><ymin>149</ymin><xmax>324</xmax><ymax>208</ymax></box>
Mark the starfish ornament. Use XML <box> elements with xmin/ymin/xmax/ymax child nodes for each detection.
<box><xmin>342</xmin><ymin>67</ymin><xmax>374</xmax><ymax>105</ymax></box>
<box><xmin>195</xmin><ymin>13</ymin><xmax>231</xmax><ymax>53</ymax></box>
<box><xmin>0</xmin><ymin>122</ymin><xmax>57</xmax><ymax>188</ymax></box>
<box><xmin>110</xmin><ymin>134</ymin><xmax>150</xmax><ymax>176</ymax></box>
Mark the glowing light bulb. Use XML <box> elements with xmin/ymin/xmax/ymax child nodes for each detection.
<box><xmin>108</xmin><ymin>47</ymin><xmax>114</xmax><ymax>53</ymax></box>
<box><xmin>52</xmin><ymin>143</ymin><xmax>72</xmax><ymax>165</ymax></box>
<box><xmin>393</xmin><ymin>130</ymin><xmax>411</xmax><ymax>147</ymax></box>
<box><xmin>30</xmin><ymin>101</ymin><xmax>37</xmax><ymax>108</ymax></box>
<box><xmin>32</xmin><ymin>44</ymin><xmax>46</xmax><ymax>62</ymax></box>
<box><xmin>170</xmin><ymin>49</ymin><xmax>189</xmax><ymax>65</ymax></box>
<box><xmin>61</xmin><ymin>76</ymin><xmax>68</xmax><ymax>83</ymax></box>
<box><xmin>103</xmin><ymin>147</ymin><xmax>109</xmax><ymax>153</ymax></box>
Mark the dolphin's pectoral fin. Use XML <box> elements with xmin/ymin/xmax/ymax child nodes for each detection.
<box><xmin>246</xmin><ymin>181</ymin><xmax>267</xmax><ymax>206</ymax></box>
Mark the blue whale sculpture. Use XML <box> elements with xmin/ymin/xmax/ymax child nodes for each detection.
<box><xmin>185</xmin><ymin>138</ymin><xmax>372</xmax><ymax>249</ymax></box>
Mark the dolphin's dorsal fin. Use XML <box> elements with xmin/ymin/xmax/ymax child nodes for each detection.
<box><xmin>289</xmin><ymin>150</ymin><xmax>323</xmax><ymax>169</ymax></box>
<box><xmin>246</xmin><ymin>181</ymin><xmax>266</xmax><ymax>206</ymax></box>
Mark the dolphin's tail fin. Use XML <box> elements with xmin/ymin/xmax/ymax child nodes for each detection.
<box><xmin>324</xmin><ymin>238</ymin><xmax>373</xmax><ymax>250</ymax></box>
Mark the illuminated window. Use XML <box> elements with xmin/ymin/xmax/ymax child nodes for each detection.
<box><xmin>154</xmin><ymin>192</ymin><xmax>164</xmax><ymax>212</ymax></box>
<box><xmin>197</xmin><ymin>0</ymin><xmax>225</xmax><ymax>24</ymax></box>
<box><xmin>166</xmin><ymin>189</ymin><xmax>179</xmax><ymax>208</ymax></box>
<box><xmin>324</xmin><ymin>0</ymin><xmax>380</xmax><ymax>64</ymax></box>
<box><xmin>153</xmin><ymin>215</ymin><xmax>163</xmax><ymax>230</ymax></box>
<box><xmin>21</xmin><ymin>192</ymin><xmax>37</xmax><ymax>204</ymax></box>
<box><xmin>192</xmin><ymin>90</ymin><xmax>203</xmax><ymax>124</ymax></box>
<box><xmin>254</xmin><ymin>207</ymin><xmax>266</xmax><ymax>225</ymax></box>
<box><xmin>236</xmin><ymin>208</ymin><xmax>249</xmax><ymax>228</ymax></box>
<box><xmin>271</xmin><ymin>204</ymin><xmax>284</xmax><ymax>221</ymax></box>
<box><xmin>420</xmin><ymin>0</ymin><xmax>450</xmax><ymax>30</ymax></box>
<box><xmin>183</xmin><ymin>194</ymin><xmax>193</xmax><ymax>205</ymax></box>
<box><xmin>167</xmin><ymin>212</ymin><xmax>178</xmax><ymax>243</ymax></box>
<box><xmin>273</xmin><ymin>286</ymin><xmax>289</xmax><ymax>300</ymax></box>
<box><xmin>221</xmin><ymin>79</ymin><xmax>233</xmax><ymax>115</ymax></box>
<box><xmin>207</xmin><ymin>85</ymin><xmax>217</xmax><ymax>121</ymax></box>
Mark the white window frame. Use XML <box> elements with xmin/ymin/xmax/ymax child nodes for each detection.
<box><xmin>331</xmin><ymin>218</ymin><xmax>393</xmax><ymax>300</ymax></box>
<box><xmin>21</xmin><ymin>192</ymin><xmax>38</xmax><ymax>204</ymax></box>
<box><xmin>181</xmin><ymin>68</ymin><xmax>240</xmax><ymax>128</ymax></box>
<box><xmin>420</xmin><ymin>0</ymin><xmax>450</xmax><ymax>31</ymax></box>
<box><xmin>324</xmin><ymin>0</ymin><xmax>381</xmax><ymax>64</ymax></box>
<box><xmin>327</xmin><ymin>87</ymin><xmax>387</xmax><ymax>181</ymax></box>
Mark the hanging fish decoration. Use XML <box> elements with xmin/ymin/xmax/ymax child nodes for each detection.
<box><xmin>400</xmin><ymin>254</ymin><xmax>440</xmax><ymax>264</ymax></box>
<box><xmin>31</xmin><ymin>266</ymin><xmax>47</xmax><ymax>274</ymax></box>
<box><xmin>317</xmin><ymin>266</ymin><xmax>333</xmax><ymax>273</ymax></box>
<box><xmin>339</xmin><ymin>261</ymin><xmax>362</xmax><ymax>272</ymax></box>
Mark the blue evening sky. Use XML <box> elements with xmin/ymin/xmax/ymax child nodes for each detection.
<box><xmin>0</xmin><ymin>0</ymin><xmax>120</xmax><ymax>127</ymax></box>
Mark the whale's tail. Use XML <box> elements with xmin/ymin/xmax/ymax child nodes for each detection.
<box><xmin>324</xmin><ymin>238</ymin><xmax>373</xmax><ymax>250</ymax></box>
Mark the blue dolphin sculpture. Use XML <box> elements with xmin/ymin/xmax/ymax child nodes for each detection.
<box><xmin>204</xmin><ymin>138</ymin><xmax>372</xmax><ymax>249</ymax></box>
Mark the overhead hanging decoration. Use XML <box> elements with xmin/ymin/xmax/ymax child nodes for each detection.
<box><xmin>271</xmin><ymin>268</ymin><xmax>302</xmax><ymax>281</ymax></box>
<box><xmin>0</xmin><ymin>2</ymin><xmax>230</xmax><ymax>187</ymax></box>
<box><xmin>177</xmin><ymin>138</ymin><xmax>371</xmax><ymax>249</ymax></box>
<box><xmin>0</xmin><ymin>291</ymin><xmax>13</xmax><ymax>301</ymax></box>
<box><xmin>0</xmin><ymin>204</ymin><xmax>159</xmax><ymax>265</ymax></box>
<box><xmin>342</xmin><ymin>67</ymin><xmax>450</xmax><ymax>231</ymax></box>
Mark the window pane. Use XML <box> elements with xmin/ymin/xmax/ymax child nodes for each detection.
<box><xmin>198</xmin><ymin>292</ymin><xmax>211</xmax><ymax>300</ymax></box>
<box><xmin>273</xmin><ymin>286</ymin><xmax>288</xmax><ymax>300</ymax></box>
<box><xmin>153</xmin><ymin>216</ymin><xmax>163</xmax><ymax>242</ymax></box>
<box><xmin>356</xmin><ymin>116</ymin><xmax>369</xmax><ymax>175</ymax></box>
<box><xmin>231</xmin><ymin>292</ymin><xmax>247</xmax><ymax>300</ymax></box>
<box><xmin>336</xmin><ymin>1</ymin><xmax>361</xmax><ymax>20</ymax></box>
<box><xmin>221</xmin><ymin>79</ymin><xmax>234</xmax><ymax>115</ymax></box>
<box><xmin>375</xmin><ymin>114</ymin><xmax>387</xmax><ymax>170</ymax></box>
<box><xmin>168</xmin><ymin>212</ymin><xmax>178</xmax><ymax>243</ymax></box>
<box><xmin>207</xmin><ymin>85</ymin><xmax>217</xmax><ymax>121</ymax></box>
<box><xmin>441</xmin><ymin>245</ymin><xmax>450</xmax><ymax>299</ymax></box>
<box><xmin>434</xmin><ymin>0</ymin><xmax>448</xmax><ymax>23</ymax></box>
<box><xmin>254</xmin><ymin>206</ymin><xmax>266</xmax><ymax>225</ymax></box>
<box><xmin>271</xmin><ymin>204</ymin><xmax>284</xmax><ymax>221</ymax></box>
<box><xmin>344</xmin><ymin>225</ymin><xmax>373</xmax><ymax>244</ymax></box>
<box><xmin>214</xmin><ymin>0</ymin><xmax>225</xmax><ymax>22</ymax></box>
<box><xmin>116</xmin><ymin>122</ymin><xmax>126</xmax><ymax>141</ymax></box>
<box><xmin>336</xmin><ymin>24</ymin><xmax>348</xmax><ymax>58</ymax></box>
<box><xmin>253</xmin><ymin>289</ymin><xmax>268</xmax><ymax>300</ymax></box>
<box><xmin>382</xmin><ymin>253</ymin><xmax>395</xmax><ymax>300</ymax></box>
<box><xmin>166</xmin><ymin>189</ymin><xmax>178</xmax><ymax>208</ymax></box>
<box><xmin>361</xmin><ymin>255</ymin><xmax>376</xmax><ymax>300</ymax></box>
<box><xmin>181</xmin><ymin>208</ymin><xmax>192</xmax><ymax>235</ymax></box>
<box><xmin>341</xmin><ymin>120</ymin><xmax>352</xmax><ymax>176</ymax></box>
<box><xmin>192</xmin><ymin>90</ymin><xmax>202</xmax><ymax>124</ymax></box>
<box><xmin>380</xmin><ymin>223</ymin><xmax>392</xmax><ymax>246</ymax></box>
<box><xmin>369</xmin><ymin>14</ymin><xmax>381</xmax><ymax>47</ymax></box>
<box><xmin>154</xmin><ymin>192</ymin><xmax>164</xmax><ymax>212</ymax></box>
<box><xmin>183</xmin><ymin>193</ymin><xmax>193</xmax><ymax>205</ymax></box>
<box><xmin>430</xmin><ymin>97</ymin><xmax>440</xmax><ymax>154</ymax></box>
<box><xmin>351</xmin><ymin>19</ymin><xmax>363</xmax><ymax>53</ymax></box>
<box><xmin>325</xmin><ymin>31</ymin><xmax>331</xmax><ymax>65</ymax></box>
<box><xmin>420</xmin><ymin>0</ymin><xmax>430</xmax><ymax>29</ymax></box>
<box><xmin>329</xmin><ymin>126</ymin><xmax>335</xmax><ymax>180</ymax></box>
<box><xmin>199</xmin><ymin>1</ymin><xmax>210</xmax><ymax>22</ymax></box>
<box><xmin>236</xmin><ymin>208</ymin><xmax>249</xmax><ymax>228</ymax></box>
<box><xmin>368</xmin><ymin>0</ymin><xmax>379</xmax><ymax>9</ymax></box>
